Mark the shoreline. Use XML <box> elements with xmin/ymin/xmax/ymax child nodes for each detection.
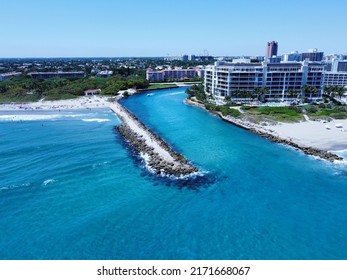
<box><xmin>185</xmin><ymin>98</ymin><xmax>344</xmax><ymax>162</ymax></box>
<box><xmin>1</xmin><ymin>90</ymin><xmax>345</xmax><ymax>163</ymax></box>
<box><xmin>0</xmin><ymin>95</ymin><xmax>113</xmax><ymax>111</ymax></box>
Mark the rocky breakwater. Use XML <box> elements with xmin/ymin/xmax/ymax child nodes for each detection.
<box><xmin>218</xmin><ymin>113</ymin><xmax>343</xmax><ymax>162</ymax></box>
<box><xmin>110</xmin><ymin>102</ymin><xmax>198</xmax><ymax>177</ymax></box>
<box><xmin>252</xmin><ymin>129</ymin><xmax>343</xmax><ymax>162</ymax></box>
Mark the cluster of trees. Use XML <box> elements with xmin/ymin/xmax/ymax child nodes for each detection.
<box><xmin>225</xmin><ymin>87</ymin><xmax>269</xmax><ymax>101</ymax></box>
<box><xmin>185</xmin><ymin>84</ymin><xmax>206</xmax><ymax>101</ymax></box>
<box><xmin>323</xmin><ymin>85</ymin><xmax>346</xmax><ymax>100</ymax></box>
<box><xmin>205</xmin><ymin>104</ymin><xmax>241</xmax><ymax>117</ymax></box>
<box><xmin>301</xmin><ymin>85</ymin><xmax>319</xmax><ymax>100</ymax></box>
<box><xmin>0</xmin><ymin>75</ymin><xmax>150</xmax><ymax>101</ymax></box>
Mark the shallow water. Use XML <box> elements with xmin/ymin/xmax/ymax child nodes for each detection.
<box><xmin>0</xmin><ymin>88</ymin><xmax>346</xmax><ymax>259</ymax></box>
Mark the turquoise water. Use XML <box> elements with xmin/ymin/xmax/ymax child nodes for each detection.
<box><xmin>0</xmin><ymin>87</ymin><xmax>347</xmax><ymax>259</ymax></box>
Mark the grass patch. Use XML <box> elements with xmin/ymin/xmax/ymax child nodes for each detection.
<box><xmin>305</xmin><ymin>105</ymin><xmax>347</xmax><ymax>119</ymax></box>
<box><xmin>0</xmin><ymin>93</ymin><xmax>41</xmax><ymax>103</ymax></box>
<box><xmin>205</xmin><ymin>104</ymin><xmax>241</xmax><ymax>118</ymax></box>
<box><xmin>244</xmin><ymin>106</ymin><xmax>304</xmax><ymax>122</ymax></box>
<box><xmin>147</xmin><ymin>84</ymin><xmax>178</xmax><ymax>90</ymax></box>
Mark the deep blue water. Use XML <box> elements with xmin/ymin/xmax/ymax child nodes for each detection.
<box><xmin>0</xmin><ymin>87</ymin><xmax>347</xmax><ymax>259</ymax></box>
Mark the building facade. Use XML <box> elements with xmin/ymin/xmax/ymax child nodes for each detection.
<box><xmin>204</xmin><ymin>61</ymin><xmax>324</xmax><ymax>102</ymax></box>
<box><xmin>97</xmin><ymin>70</ymin><xmax>113</xmax><ymax>78</ymax></box>
<box><xmin>323</xmin><ymin>72</ymin><xmax>347</xmax><ymax>87</ymax></box>
<box><xmin>301</xmin><ymin>49</ymin><xmax>324</xmax><ymax>62</ymax></box>
<box><xmin>146</xmin><ymin>68</ymin><xmax>204</xmax><ymax>82</ymax></box>
<box><xmin>322</xmin><ymin>58</ymin><xmax>347</xmax><ymax>87</ymax></box>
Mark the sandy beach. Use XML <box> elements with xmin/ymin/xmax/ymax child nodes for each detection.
<box><xmin>0</xmin><ymin>95</ymin><xmax>113</xmax><ymax>111</ymax></box>
<box><xmin>264</xmin><ymin>120</ymin><xmax>347</xmax><ymax>152</ymax></box>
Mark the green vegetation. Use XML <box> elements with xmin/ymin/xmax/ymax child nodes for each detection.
<box><xmin>185</xmin><ymin>84</ymin><xmax>206</xmax><ymax>102</ymax></box>
<box><xmin>305</xmin><ymin>104</ymin><xmax>347</xmax><ymax>119</ymax></box>
<box><xmin>243</xmin><ymin>106</ymin><xmax>304</xmax><ymax>122</ymax></box>
<box><xmin>0</xmin><ymin>75</ymin><xmax>150</xmax><ymax>102</ymax></box>
<box><xmin>205</xmin><ymin>104</ymin><xmax>241</xmax><ymax>118</ymax></box>
<box><xmin>323</xmin><ymin>85</ymin><xmax>346</xmax><ymax>101</ymax></box>
<box><xmin>147</xmin><ymin>83</ymin><xmax>178</xmax><ymax>90</ymax></box>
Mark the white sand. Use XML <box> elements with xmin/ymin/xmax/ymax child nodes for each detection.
<box><xmin>0</xmin><ymin>95</ymin><xmax>113</xmax><ymax>111</ymax></box>
<box><xmin>264</xmin><ymin>119</ymin><xmax>347</xmax><ymax>151</ymax></box>
<box><xmin>109</xmin><ymin>103</ymin><xmax>176</xmax><ymax>163</ymax></box>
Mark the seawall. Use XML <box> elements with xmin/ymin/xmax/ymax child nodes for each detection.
<box><xmin>110</xmin><ymin>102</ymin><xmax>198</xmax><ymax>177</ymax></box>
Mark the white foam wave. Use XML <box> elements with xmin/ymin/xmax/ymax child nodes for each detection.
<box><xmin>139</xmin><ymin>152</ymin><xmax>155</xmax><ymax>173</ymax></box>
<box><xmin>0</xmin><ymin>183</ymin><xmax>31</xmax><ymax>191</ymax></box>
<box><xmin>92</xmin><ymin>161</ymin><xmax>111</xmax><ymax>169</ymax></box>
<box><xmin>63</xmin><ymin>114</ymin><xmax>87</xmax><ymax>118</ymax></box>
<box><xmin>139</xmin><ymin>152</ymin><xmax>204</xmax><ymax>179</ymax></box>
<box><xmin>42</xmin><ymin>179</ymin><xmax>57</xmax><ymax>186</ymax></box>
<box><xmin>82</xmin><ymin>118</ymin><xmax>110</xmax><ymax>123</ymax></box>
<box><xmin>0</xmin><ymin>114</ymin><xmax>61</xmax><ymax>121</ymax></box>
<box><xmin>164</xmin><ymin>91</ymin><xmax>185</xmax><ymax>96</ymax></box>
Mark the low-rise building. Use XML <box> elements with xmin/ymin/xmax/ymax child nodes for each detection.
<box><xmin>29</xmin><ymin>71</ymin><xmax>85</xmax><ymax>79</ymax></box>
<box><xmin>84</xmin><ymin>89</ymin><xmax>101</xmax><ymax>96</ymax></box>
<box><xmin>146</xmin><ymin>68</ymin><xmax>203</xmax><ymax>82</ymax></box>
<box><xmin>97</xmin><ymin>70</ymin><xmax>113</xmax><ymax>78</ymax></box>
<box><xmin>0</xmin><ymin>72</ymin><xmax>22</xmax><ymax>81</ymax></box>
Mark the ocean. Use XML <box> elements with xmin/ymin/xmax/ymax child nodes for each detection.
<box><xmin>0</xmin><ymin>87</ymin><xmax>347</xmax><ymax>259</ymax></box>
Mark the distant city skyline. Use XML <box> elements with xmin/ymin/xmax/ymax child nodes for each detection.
<box><xmin>1</xmin><ymin>0</ymin><xmax>347</xmax><ymax>58</ymax></box>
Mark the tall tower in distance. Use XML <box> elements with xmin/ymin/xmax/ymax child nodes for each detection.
<box><xmin>266</xmin><ymin>41</ymin><xmax>278</xmax><ymax>58</ymax></box>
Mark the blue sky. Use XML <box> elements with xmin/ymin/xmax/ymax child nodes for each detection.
<box><xmin>1</xmin><ymin>0</ymin><xmax>346</xmax><ymax>57</ymax></box>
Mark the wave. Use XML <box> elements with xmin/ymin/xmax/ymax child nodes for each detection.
<box><xmin>82</xmin><ymin>118</ymin><xmax>110</xmax><ymax>123</ymax></box>
<box><xmin>42</xmin><ymin>179</ymin><xmax>57</xmax><ymax>186</ymax></box>
<box><xmin>0</xmin><ymin>182</ymin><xmax>32</xmax><ymax>191</ymax></box>
<box><xmin>163</xmin><ymin>91</ymin><xmax>185</xmax><ymax>96</ymax></box>
<box><xmin>92</xmin><ymin>161</ymin><xmax>111</xmax><ymax>169</ymax></box>
<box><xmin>63</xmin><ymin>114</ymin><xmax>87</xmax><ymax>118</ymax></box>
<box><xmin>0</xmin><ymin>114</ymin><xmax>61</xmax><ymax>121</ymax></box>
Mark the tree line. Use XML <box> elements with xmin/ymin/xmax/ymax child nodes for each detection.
<box><xmin>0</xmin><ymin>75</ymin><xmax>150</xmax><ymax>101</ymax></box>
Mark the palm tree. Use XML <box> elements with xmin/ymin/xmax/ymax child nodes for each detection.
<box><xmin>309</xmin><ymin>86</ymin><xmax>318</xmax><ymax>101</ymax></box>
<box><xmin>287</xmin><ymin>89</ymin><xmax>297</xmax><ymax>100</ymax></box>
<box><xmin>253</xmin><ymin>87</ymin><xmax>262</xmax><ymax>101</ymax></box>
<box><xmin>337</xmin><ymin>86</ymin><xmax>346</xmax><ymax>100</ymax></box>
<box><xmin>302</xmin><ymin>85</ymin><xmax>309</xmax><ymax>99</ymax></box>
<box><xmin>225</xmin><ymin>95</ymin><xmax>231</xmax><ymax>105</ymax></box>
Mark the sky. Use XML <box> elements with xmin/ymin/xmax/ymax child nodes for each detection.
<box><xmin>1</xmin><ymin>0</ymin><xmax>347</xmax><ymax>58</ymax></box>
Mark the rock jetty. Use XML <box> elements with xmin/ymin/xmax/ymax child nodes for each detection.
<box><xmin>110</xmin><ymin>102</ymin><xmax>198</xmax><ymax>177</ymax></box>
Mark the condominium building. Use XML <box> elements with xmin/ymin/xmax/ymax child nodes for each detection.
<box><xmin>29</xmin><ymin>71</ymin><xmax>85</xmax><ymax>79</ymax></box>
<box><xmin>146</xmin><ymin>68</ymin><xmax>204</xmax><ymax>82</ymax></box>
<box><xmin>323</xmin><ymin>72</ymin><xmax>347</xmax><ymax>87</ymax></box>
<box><xmin>323</xmin><ymin>58</ymin><xmax>347</xmax><ymax>87</ymax></box>
<box><xmin>204</xmin><ymin>61</ymin><xmax>324</xmax><ymax>102</ymax></box>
